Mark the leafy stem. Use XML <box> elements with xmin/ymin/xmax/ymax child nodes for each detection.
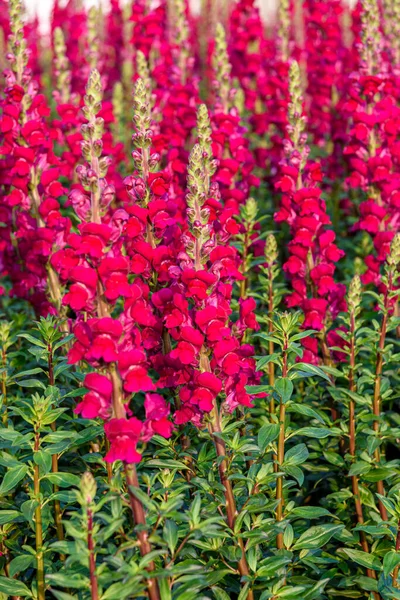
<box><xmin>276</xmin><ymin>331</ymin><xmax>288</xmax><ymax>550</ymax></box>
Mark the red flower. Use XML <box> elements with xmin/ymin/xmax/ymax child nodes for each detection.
<box><xmin>104</xmin><ymin>418</ymin><xmax>143</xmax><ymax>463</ymax></box>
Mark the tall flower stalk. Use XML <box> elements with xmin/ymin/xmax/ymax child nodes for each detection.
<box><xmin>372</xmin><ymin>234</ymin><xmax>400</xmax><ymax>521</ymax></box>
<box><xmin>183</xmin><ymin>104</ymin><xmax>254</xmax><ymax>598</ymax></box>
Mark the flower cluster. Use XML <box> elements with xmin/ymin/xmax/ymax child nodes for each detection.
<box><xmin>342</xmin><ymin>0</ymin><xmax>400</xmax><ymax>286</ymax></box>
<box><xmin>275</xmin><ymin>61</ymin><xmax>346</xmax><ymax>362</ymax></box>
<box><xmin>303</xmin><ymin>0</ymin><xmax>345</xmax><ymax>145</ymax></box>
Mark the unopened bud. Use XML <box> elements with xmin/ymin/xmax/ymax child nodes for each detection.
<box><xmin>347</xmin><ymin>275</ymin><xmax>362</xmax><ymax>316</ymax></box>
<box><xmin>80</xmin><ymin>471</ymin><xmax>97</xmax><ymax>504</ymax></box>
<box><xmin>387</xmin><ymin>233</ymin><xmax>400</xmax><ymax>267</ymax></box>
<box><xmin>265</xmin><ymin>233</ymin><xmax>278</xmax><ymax>266</ymax></box>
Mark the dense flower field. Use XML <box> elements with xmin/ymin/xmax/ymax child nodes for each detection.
<box><xmin>1</xmin><ymin>0</ymin><xmax>400</xmax><ymax>598</ymax></box>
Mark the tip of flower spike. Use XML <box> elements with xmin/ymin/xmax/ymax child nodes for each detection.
<box><xmin>80</xmin><ymin>471</ymin><xmax>97</xmax><ymax>504</ymax></box>
<box><xmin>136</xmin><ymin>50</ymin><xmax>150</xmax><ymax>83</ymax></box>
<box><xmin>133</xmin><ymin>78</ymin><xmax>146</xmax><ymax>102</ymax></box>
<box><xmin>197</xmin><ymin>104</ymin><xmax>209</xmax><ymax>124</ymax></box>
<box><xmin>53</xmin><ymin>26</ymin><xmax>65</xmax><ymax>47</ymax></box>
<box><xmin>265</xmin><ymin>233</ymin><xmax>278</xmax><ymax>264</ymax></box>
<box><xmin>215</xmin><ymin>22</ymin><xmax>226</xmax><ymax>41</ymax></box>
<box><xmin>86</xmin><ymin>69</ymin><xmax>102</xmax><ymax>96</ymax></box>
<box><xmin>361</xmin><ymin>0</ymin><xmax>382</xmax><ymax>73</ymax></box>
<box><xmin>213</xmin><ymin>22</ymin><xmax>232</xmax><ymax>108</ymax></box>
<box><xmin>289</xmin><ymin>60</ymin><xmax>301</xmax><ymax>88</ymax></box>
<box><xmin>83</xmin><ymin>69</ymin><xmax>103</xmax><ymax>117</ymax></box>
<box><xmin>169</xmin><ymin>0</ymin><xmax>189</xmax><ymax>46</ymax></box>
<box><xmin>196</xmin><ymin>105</ymin><xmax>212</xmax><ymax>157</ymax></box>
<box><xmin>387</xmin><ymin>233</ymin><xmax>400</xmax><ymax>267</ymax></box>
<box><xmin>132</xmin><ymin>78</ymin><xmax>151</xmax><ymax>130</ymax></box>
<box><xmin>347</xmin><ymin>275</ymin><xmax>362</xmax><ymax>314</ymax></box>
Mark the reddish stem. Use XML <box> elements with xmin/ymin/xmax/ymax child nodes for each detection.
<box><xmin>276</xmin><ymin>336</ymin><xmax>288</xmax><ymax>550</ymax></box>
<box><xmin>88</xmin><ymin>507</ymin><xmax>99</xmax><ymax>600</ymax></box>
<box><xmin>125</xmin><ymin>464</ymin><xmax>160</xmax><ymax>600</ymax></box>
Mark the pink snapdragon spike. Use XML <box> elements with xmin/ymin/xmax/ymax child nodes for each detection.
<box><xmin>303</xmin><ymin>0</ymin><xmax>345</xmax><ymax>146</ymax></box>
<box><xmin>53</xmin><ymin>71</ymin><xmax>174</xmax><ymax>464</ymax></box>
<box><xmin>153</xmin><ymin>103</ymin><xmax>259</xmax><ymax>422</ymax></box>
<box><xmin>0</xmin><ymin>0</ymin><xmax>69</xmax><ymax>317</ymax></box>
<box><xmin>275</xmin><ymin>61</ymin><xmax>346</xmax><ymax>363</ymax></box>
<box><xmin>342</xmin><ymin>0</ymin><xmax>400</xmax><ymax>287</ymax></box>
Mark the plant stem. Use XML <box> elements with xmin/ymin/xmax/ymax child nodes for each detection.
<box><xmin>1</xmin><ymin>348</ymin><xmax>7</xmax><ymax>426</ymax></box>
<box><xmin>276</xmin><ymin>334</ymin><xmax>288</xmax><ymax>550</ymax></box>
<box><xmin>34</xmin><ymin>431</ymin><xmax>45</xmax><ymax>600</ymax></box>
<box><xmin>107</xmin><ymin>363</ymin><xmax>160</xmax><ymax>600</ymax></box>
<box><xmin>348</xmin><ymin>313</ymin><xmax>378</xmax><ymax>589</ymax></box>
<box><xmin>208</xmin><ymin>406</ymin><xmax>254</xmax><ymax>599</ymax></box>
<box><xmin>268</xmin><ymin>279</ymin><xmax>278</xmax><ymax>476</ymax></box>
<box><xmin>48</xmin><ymin>344</ymin><xmax>64</xmax><ymax>544</ymax></box>
<box><xmin>125</xmin><ymin>464</ymin><xmax>160</xmax><ymax>600</ymax></box>
<box><xmin>268</xmin><ymin>280</ymin><xmax>275</xmax><ymax>402</ymax></box>
<box><xmin>392</xmin><ymin>518</ymin><xmax>400</xmax><ymax>587</ymax></box>
<box><xmin>373</xmin><ymin>309</ymin><xmax>388</xmax><ymax>521</ymax></box>
<box><xmin>201</xmin><ymin>351</ymin><xmax>253</xmax><ymax>599</ymax></box>
<box><xmin>87</xmin><ymin>506</ymin><xmax>99</xmax><ymax>600</ymax></box>
<box><xmin>104</xmin><ymin>437</ymin><xmax>113</xmax><ymax>483</ymax></box>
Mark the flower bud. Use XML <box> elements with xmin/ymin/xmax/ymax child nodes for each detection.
<box><xmin>80</xmin><ymin>471</ymin><xmax>97</xmax><ymax>505</ymax></box>
<box><xmin>347</xmin><ymin>275</ymin><xmax>362</xmax><ymax>317</ymax></box>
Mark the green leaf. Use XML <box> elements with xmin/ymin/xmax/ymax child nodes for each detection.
<box><xmin>376</xmin><ymin>495</ymin><xmax>397</xmax><ymax>518</ymax></box>
<box><xmin>13</xmin><ymin>368</ymin><xmax>44</xmax><ymax>379</ymax></box>
<box><xmin>34</xmin><ymin>450</ymin><xmax>52</xmax><ymax>475</ymax></box>
<box><xmin>353</xmin><ymin>576</ymin><xmax>378</xmax><ymax>592</ymax></box>
<box><xmin>44</xmin><ymin>473</ymin><xmax>81</xmax><ymax>488</ymax></box>
<box><xmin>295</xmin><ymin>427</ymin><xmax>339</xmax><ymax>439</ymax></box>
<box><xmin>276</xmin><ymin>587</ymin><xmax>307</xmax><ymax>598</ymax></box>
<box><xmin>46</xmin><ymin>573</ymin><xmax>88</xmax><ymax>589</ymax></box>
<box><xmin>284</xmin><ymin>444</ymin><xmax>309</xmax><ymax>466</ymax></box>
<box><xmin>290</xmin><ymin>507</ymin><xmax>332</xmax><ymax>519</ymax></box>
<box><xmin>237</xmin><ymin>583</ymin><xmax>251</xmax><ymax>600</ymax></box>
<box><xmin>245</xmin><ymin>384</ymin><xmax>270</xmax><ymax>394</ymax></box>
<box><xmin>341</xmin><ymin>548</ymin><xmax>382</xmax><ymax>571</ymax></box>
<box><xmin>163</xmin><ymin>520</ymin><xmax>178</xmax><ymax>555</ymax></box>
<box><xmin>17</xmin><ymin>379</ymin><xmax>46</xmax><ymax>389</ymax></box>
<box><xmin>256</xmin><ymin>354</ymin><xmax>281</xmax><ymax>370</ymax></box>
<box><xmin>50</xmin><ymin>592</ymin><xmax>78</xmax><ymax>600</ymax></box>
<box><xmin>290</xmin><ymin>331</ymin><xmax>319</xmax><ymax>342</ymax></box>
<box><xmin>292</xmin><ymin>524</ymin><xmax>343</xmax><ymax>550</ymax></box>
<box><xmin>348</xmin><ymin>461</ymin><xmax>371</xmax><ymax>477</ymax></box>
<box><xmin>20</xmin><ymin>499</ymin><xmax>39</xmax><ymax>523</ymax></box>
<box><xmin>363</xmin><ymin>467</ymin><xmax>396</xmax><ymax>482</ymax></box>
<box><xmin>128</xmin><ymin>486</ymin><xmax>157</xmax><ymax>513</ymax></box>
<box><xmin>17</xmin><ymin>333</ymin><xmax>46</xmax><ymax>348</ymax></box>
<box><xmin>283</xmin><ymin>465</ymin><xmax>304</xmax><ymax>486</ymax></box>
<box><xmin>274</xmin><ymin>378</ymin><xmax>293</xmax><ymax>405</ymax></box>
<box><xmin>212</xmin><ymin>588</ymin><xmax>231</xmax><ymax>600</ymax></box>
<box><xmin>0</xmin><ymin>510</ymin><xmax>22</xmax><ymax>524</ymax></box>
<box><xmin>290</xmin><ymin>363</ymin><xmax>331</xmax><ymax>383</ymax></box>
<box><xmin>255</xmin><ymin>333</ymin><xmax>282</xmax><ymax>346</ymax></box>
<box><xmin>8</xmin><ymin>555</ymin><xmax>35</xmax><ymax>577</ymax></box>
<box><xmin>257</xmin><ymin>556</ymin><xmax>292</xmax><ymax>577</ymax></box>
<box><xmin>0</xmin><ymin>576</ymin><xmax>32</xmax><ymax>596</ymax></box>
<box><xmin>0</xmin><ymin>464</ymin><xmax>29</xmax><ymax>495</ymax></box>
<box><xmin>286</xmin><ymin>404</ymin><xmax>326</xmax><ymax>424</ymax></box>
<box><xmin>383</xmin><ymin>551</ymin><xmax>400</xmax><ymax>578</ymax></box>
<box><xmin>284</xmin><ymin>523</ymin><xmax>294</xmax><ymax>549</ymax></box>
<box><xmin>258</xmin><ymin>423</ymin><xmax>280</xmax><ymax>452</ymax></box>
<box><xmin>53</xmin><ymin>334</ymin><xmax>75</xmax><ymax>351</ymax></box>
<box><xmin>145</xmin><ymin>459</ymin><xmax>189</xmax><ymax>470</ymax></box>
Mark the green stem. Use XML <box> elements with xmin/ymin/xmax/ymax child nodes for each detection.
<box><xmin>125</xmin><ymin>464</ymin><xmax>160</xmax><ymax>600</ymax></box>
<box><xmin>276</xmin><ymin>336</ymin><xmax>288</xmax><ymax>550</ymax></box>
<box><xmin>1</xmin><ymin>349</ymin><xmax>7</xmax><ymax>426</ymax></box>
<box><xmin>34</xmin><ymin>432</ymin><xmax>45</xmax><ymax>600</ymax></box>
<box><xmin>201</xmin><ymin>351</ymin><xmax>254</xmax><ymax>599</ymax></box>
